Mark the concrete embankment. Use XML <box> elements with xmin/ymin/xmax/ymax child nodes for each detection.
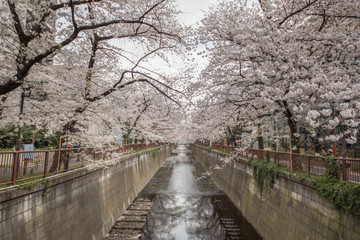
<box><xmin>0</xmin><ymin>145</ymin><xmax>173</xmax><ymax>240</ymax></box>
<box><xmin>193</xmin><ymin>145</ymin><xmax>360</xmax><ymax>240</ymax></box>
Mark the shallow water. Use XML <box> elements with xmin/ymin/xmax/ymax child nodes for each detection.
<box><xmin>138</xmin><ymin>145</ymin><xmax>263</xmax><ymax>240</ymax></box>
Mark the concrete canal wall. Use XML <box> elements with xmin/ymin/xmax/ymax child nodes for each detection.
<box><xmin>193</xmin><ymin>145</ymin><xmax>360</xmax><ymax>240</ymax></box>
<box><xmin>0</xmin><ymin>145</ymin><xmax>173</xmax><ymax>240</ymax></box>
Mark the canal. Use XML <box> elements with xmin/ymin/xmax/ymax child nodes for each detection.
<box><xmin>104</xmin><ymin>145</ymin><xmax>262</xmax><ymax>240</ymax></box>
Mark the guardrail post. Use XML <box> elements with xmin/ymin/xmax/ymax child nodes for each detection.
<box><xmin>56</xmin><ymin>149</ymin><xmax>61</xmax><ymax>175</ymax></box>
<box><xmin>44</xmin><ymin>151</ymin><xmax>49</xmax><ymax>177</ymax></box>
<box><xmin>11</xmin><ymin>152</ymin><xmax>18</xmax><ymax>184</ymax></box>
<box><xmin>23</xmin><ymin>158</ymin><xmax>28</xmax><ymax>175</ymax></box>
<box><xmin>64</xmin><ymin>150</ymin><xmax>70</xmax><ymax>172</ymax></box>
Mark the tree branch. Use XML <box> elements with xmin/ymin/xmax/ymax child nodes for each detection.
<box><xmin>6</xmin><ymin>0</ymin><xmax>30</xmax><ymax>45</ymax></box>
<box><xmin>279</xmin><ymin>0</ymin><xmax>319</xmax><ymax>26</ymax></box>
<box><xmin>50</xmin><ymin>0</ymin><xmax>103</xmax><ymax>11</ymax></box>
<box><xmin>0</xmin><ymin>2</ymin><xmax>180</xmax><ymax>96</ymax></box>
<box><xmin>69</xmin><ymin>0</ymin><xmax>78</xmax><ymax>30</ymax></box>
<box><xmin>309</xmin><ymin>13</ymin><xmax>360</xmax><ymax>20</ymax></box>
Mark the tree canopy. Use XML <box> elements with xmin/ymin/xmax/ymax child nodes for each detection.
<box><xmin>0</xmin><ymin>0</ymin><xmax>189</xmax><ymax>146</ymax></box>
<box><xmin>190</xmin><ymin>0</ymin><xmax>360</xmax><ymax>151</ymax></box>
<box><xmin>1</xmin><ymin>0</ymin><xmax>359</xmax><ymax>151</ymax></box>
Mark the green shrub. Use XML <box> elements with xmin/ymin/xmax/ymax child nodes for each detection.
<box><xmin>314</xmin><ymin>177</ymin><xmax>360</xmax><ymax>219</ymax></box>
<box><xmin>325</xmin><ymin>156</ymin><xmax>339</xmax><ymax>179</ymax></box>
<box><xmin>265</xmin><ymin>150</ymin><xmax>270</xmax><ymax>162</ymax></box>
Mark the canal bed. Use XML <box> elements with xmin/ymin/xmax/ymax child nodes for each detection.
<box><xmin>104</xmin><ymin>145</ymin><xmax>262</xmax><ymax>240</ymax></box>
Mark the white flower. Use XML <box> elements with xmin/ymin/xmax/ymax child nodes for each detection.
<box><xmin>321</xmin><ymin>109</ymin><xmax>332</xmax><ymax>117</ymax></box>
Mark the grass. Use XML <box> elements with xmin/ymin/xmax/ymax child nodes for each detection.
<box><xmin>67</xmin><ymin>163</ymin><xmax>84</xmax><ymax>171</ymax></box>
<box><xmin>217</xmin><ymin>150</ymin><xmax>233</xmax><ymax>157</ymax></box>
<box><xmin>0</xmin><ymin>176</ymin><xmax>44</xmax><ymax>189</ymax></box>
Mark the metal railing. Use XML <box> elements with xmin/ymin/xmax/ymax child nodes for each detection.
<box><xmin>196</xmin><ymin>143</ymin><xmax>360</xmax><ymax>183</ymax></box>
<box><xmin>0</xmin><ymin>143</ymin><xmax>166</xmax><ymax>186</ymax></box>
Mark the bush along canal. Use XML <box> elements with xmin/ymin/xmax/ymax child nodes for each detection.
<box><xmin>103</xmin><ymin>145</ymin><xmax>262</xmax><ymax>240</ymax></box>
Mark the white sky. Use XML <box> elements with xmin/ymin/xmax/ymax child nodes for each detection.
<box><xmin>147</xmin><ymin>0</ymin><xmax>222</xmax><ymax>76</ymax></box>
<box><xmin>113</xmin><ymin>0</ymin><xmax>259</xmax><ymax>81</ymax></box>
<box><xmin>114</xmin><ymin>0</ymin><xmax>220</xmax><ymax>77</ymax></box>
<box><xmin>175</xmin><ymin>0</ymin><xmax>220</xmax><ymax>26</ymax></box>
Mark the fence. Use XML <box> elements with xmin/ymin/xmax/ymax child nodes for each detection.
<box><xmin>0</xmin><ymin>143</ymin><xmax>166</xmax><ymax>186</ymax></box>
<box><xmin>196</xmin><ymin>143</ymin><xmax>360</xmax><ymax>183</ymax></box>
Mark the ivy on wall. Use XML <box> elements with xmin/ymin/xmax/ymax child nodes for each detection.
<box><xmin>247</xmin><ymin>158</ymin><xmax>282</xmax><ymax>194</ymax></box>
<box><xmin>325</xmin><ymin>156</ymin><xmax>339</xmax><ymax>179</ymax></box>
<box><xmin>136</xmin><ymin>147</ymin><xmax>157</xmax><ymax>160</ymax></box>
<box><xmin>313</xmin><ymin>177</ymin><xmax>360</xmax><ymax>219</ymax></box>
<box><xmin>246</xmin><ymin>154</ymin><xmax>360</xmax><ymax>219</ymax></box>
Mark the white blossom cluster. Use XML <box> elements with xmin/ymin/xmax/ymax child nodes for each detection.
<box><xmin>0</xmin><ymin>0</ymin><xmax>189</xmax><ymax>147</ymax></box>
<box><xmin>189</xmin><ymin>0</ymin><xmax>360</xmax><ymax>149</ymax></box>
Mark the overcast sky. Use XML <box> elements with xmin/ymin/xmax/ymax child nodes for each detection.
<box><xmin>119</xmin><ymin>0</ymin><xmax>221</xmax><ymax>77</ymax></box>
<box><xmin>114</xmin><ymin>0</ymin><xmax>256</xmax><ymax>79</ymax></box>
<box><xmin>176</xmin><ymin>0</ymin><xmax>220</xmax><ymax>26</ymax></box>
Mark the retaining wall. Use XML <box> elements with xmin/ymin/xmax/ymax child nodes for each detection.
<box><xmin>0</xmin><ymin>145</ymin><xmax>172</xmax><ymax>240</ymax></box>
<box><xmin>193</xmin><ymin>145</ymin><xmax>360</xmax><ymax>240</ymax></box>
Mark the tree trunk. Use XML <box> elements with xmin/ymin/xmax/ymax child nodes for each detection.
<box><xmin>226</xmin><ymin>126</ymin><xmax>237</xmax><ymax>146</ymax></box>
<box><xmin>49</xmin><ymin>131</ymin><xmax>69</xmax><ymax>173</ymax></box>
<box><xmin>341</xmin><ymin>135</ymin><xmax>347</xmax><ymax>158</ymax></box>
<box><xmin>48</xmin><ymin>150</ymin><xmax>67</xmax><ymax>173</ymax></box>
<box><xmin>257</xmin><ymin>136</ymin><xmax>264</xmax><ymax>160</ymax></box>
<box><xmin>257</xmin><ymin>136</ymin><xmax>264</xmax><ymax>149</ymax></box>
<box><xmin>15</xmin><ymin>91</ymin><xmax>25</xmax><ymax>151</ymax></box>
<box><xmin>31</xmin><ymin>125</ymin><xmax>37</xmax><ymax>144</ymax></box>
<box><xmin>257</xmin><ymin>124</ymin><xmax>264</xmax><ymax>150</ymax></box>
<box><xmin>284</xmin><ymin>101</ymin><xmax>301</xmax><ymax>171</ymax></box>
<box><xmin>284</xmin><ymin>102</ymin><xmax>300</xmax><ymax>153</ymax></box>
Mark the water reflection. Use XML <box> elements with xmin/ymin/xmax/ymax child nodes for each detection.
<box><xmin>167</xmin><ymin>163</ymin><xmax>199</xmax><ymax>194</ymax></box>
<box><xmin>139</xmin><ymin>144</ymin><xmax>262</xmax><ymax>240</ymax></box>
<box><xmin>143</xmin><ymin>195</ymin><xmax>224</xmax><ymax>240</ymax></box>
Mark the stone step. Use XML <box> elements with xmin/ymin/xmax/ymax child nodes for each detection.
<box><xmin>109</xmin><ymin>229</ymin><xmax>142</xmax><ymax>238</ymax></box>
<box><xmin>132</xmin><ymin>202</ymin><xmax>153</xmax><ymax>207</ymax></box>
<box><xmin>118</xmin><ymin>215</ymin><xmax>146</xmax><ymax>222</ymax></box>
<box><xmin>104</xmin><ymin>237</ymin><xmax>139</xmax><ymax>240</ymax></box>
<box><xmin>104</xmin><ymin>198</ymin><xmax>154</xmax><ymax>239</ymax></box>
<box><xmin>123</xmin><ymin>210</ymin><xmax>148</xmax><ymax>216</ymax></box>
<box><xmin>136</xmin><ymin>198</ymin><xmax>151</xmax><ymax>202</ymax></box>
<box><xmin>227</xmin><ymin>230</ymin><xmax>242</xmax><ymax>235</ymax></box>
<box><xmin>114</xmin><ymin>221</ymin><xmax>145</xmax><ymax>229</ymax></box>
<box><xmin>223</xmin><ymin>224</ymin><xmax>240</xmax><ymax>229</ymax></box>
<box><xmin>129</xmin><ymin>205</ymin><xmax>152</xmax><ymax>211</ymax></box>
<box><xmin>133</xmin><ymin>201</ymin><xmax>153</xmax><ymax>205</ymax></box>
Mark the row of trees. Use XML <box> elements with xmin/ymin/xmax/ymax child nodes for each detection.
<box><xmin>0</xmin><ymin>125</ymin><xmax>61</xmax><ymax>149</ymax></box>
<box><xmin>2</xmin><ymin>0</ymin><xmax>359</xmax><ymax>153</ymax></box>
<box><xmin>0</xmin><ymin>0</ymin><xmax>189</xmax><ymax>148</ymax></box>
<box><xmin>189</xmin><ymin>0</ymin><xmax>360</xmax><ymax>154</ymax></box>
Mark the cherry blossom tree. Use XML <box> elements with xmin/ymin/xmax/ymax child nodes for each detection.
<box><xmin>0</xmin><ymin>0</ymin><xmax>179</xmax><ymax>95</ymax></box>
<box><xmin>0</xmin><ymin>0</ymin><xmax>189</xmax><ymax>149</ymax></box>
<box><xmin>194</xmin><ymin>0</ymin><xmax>360</xmax><ymax>153</ymax></box>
